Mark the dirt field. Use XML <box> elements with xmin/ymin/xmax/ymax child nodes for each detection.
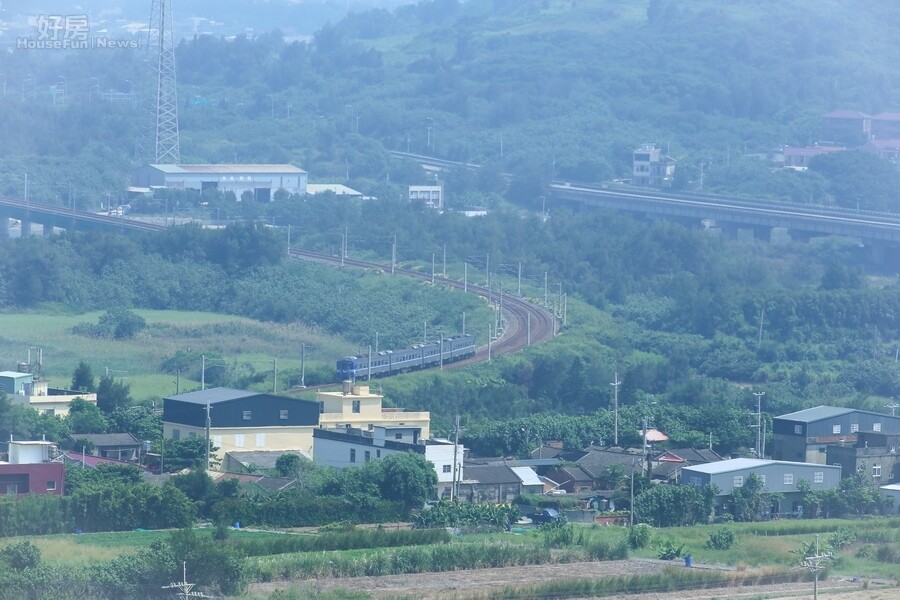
<box><xmin>248</xmin><ymin>559</ymin><xmax>896</xmax><ymax>599</ymax></box>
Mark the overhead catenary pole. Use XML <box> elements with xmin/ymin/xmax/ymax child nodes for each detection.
<box><xmin>201</xmin><ymin>354</ymin><xmax>206</xmax><ymax>391</ymax></box>
<box><xmin>272</xmin><ymin>358</ymin><xmax>277</xmax><ymax>394</ymax></box>
<box><xmin>367</xmin><ymin>345</ymin><xmax>372</xmax><ymax>381</ymax></box>
<box><xmin>517</xmin><ymin>262</ymin><xmax>522</xmax><ymax>296</ymax></box>
<box><xmin>391</xmin><ymin>235</ymin><xmax>397</xmax><ymax>274</ymax></box>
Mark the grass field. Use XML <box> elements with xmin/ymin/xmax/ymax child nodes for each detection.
<box><xmin>0</xmin><ymin>309</ymin><xmax>354</xmax><ymax>399</ymax></box>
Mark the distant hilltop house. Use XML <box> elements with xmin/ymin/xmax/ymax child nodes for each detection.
<box><xmin>306</xmin><ymin>183</ymin><xmax>364</xmax><ymax>198</ymax></box>
<box><xmin>409</xmin><ymin>184</ymin><xmax>443</xmax><ymax>209</ymax></box>
<box><xmin>0</xmin><ymin>368</ymin><xmax>97</xmax><ymax>417</ymax></box>
<box><xmin>781</xmin><ymin>145</ymin><xmax>845</xmax><ymax>169</ymax></box>
<box><xmin>132</xmin><ymin>163</ymin><xmax>308</xmax><ymax>202</ymax></box>
<box><xmin>632</xmin><ymin>144</ymin><xmax>676</xmax><ymax>187</ymax></box>
<box><xmin>817</xmin><ymin>110</ymin><xmax>900</xmax><ymax>163</ymax></box>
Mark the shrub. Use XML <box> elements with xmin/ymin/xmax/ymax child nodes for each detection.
<box><xmin>541</xmin><ymin>521</ymin><xmax>575</xmax><ymax>548</ymax></box>
<box><xmin>828</xmin><ymin>525</ymin><xmax>856</xmax><ymax>550</ymax></box>
<box><xmin>705</xmin><ymin>527</ymin><xmax>735</xmax><ymax>550</ymax></box>
<box><xmin>875</xmin><ymin>544</ymin><xmax>898</xmax><ymax>564</ymax></box>
<box><xmin>586</xmin><ymin>538</ymin><xmax>629</xmax><ymax>561</ymax></box>
<box><xmin>627</xmin><ymin>524</ymin><xmax>652</xmax><ymax>549</ymax></box>
<box><xmin>855</xmin><ymin>544</ymin><xmax>874</xmax><ymax>559</ymax></box>
<box><xmin>1</xmin><ymin>540</ymin><xmax>41</xmax><ymax>570</ymax></box>
<box><xmin>655</xmin><ymin>537</ymin><xmax>685</xmax><ymax>560</ymax></box>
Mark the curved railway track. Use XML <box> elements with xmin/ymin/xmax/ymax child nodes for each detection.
<box><xmin>288</xmin><ymin>249</ymin><xmax>556</xmax><ymax>372</ymax></box>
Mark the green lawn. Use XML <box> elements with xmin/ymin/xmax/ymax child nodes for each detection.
<box><xmin>0</xmin><ymin>309</ymin><xmax>354</xmax><ymax>400</ymax></box>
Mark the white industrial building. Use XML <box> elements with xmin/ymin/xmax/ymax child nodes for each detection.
<box><xmin>133</xmin><ymin>164</ymin><xmax>307</xmax><ymax>201</ymax></box>
<box><xmin>313</xmin><ymin>425</ymin><xmax>464</xmax><ymax>499</ymax></box>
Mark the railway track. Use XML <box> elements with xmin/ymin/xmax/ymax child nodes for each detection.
<box><xmin>288</xmin><ymin>249</ymin><xmax>556</xmax><ymax>371</ymax></box>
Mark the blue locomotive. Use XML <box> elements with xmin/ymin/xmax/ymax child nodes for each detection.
<box><xmin>336</xmin><ymin>334</ymin><xmax>476</xmax><ymax>380</ymax></box>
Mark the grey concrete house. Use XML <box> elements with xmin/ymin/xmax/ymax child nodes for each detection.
<box><xmin>682</xmin><ymin>458</ymin><xmax>841</xmax><ymax>515</ymax></box>
<box><xmin>772</xmin><ymin>406</ymin><xmax>900</xmax><ymax>464</ymax></box>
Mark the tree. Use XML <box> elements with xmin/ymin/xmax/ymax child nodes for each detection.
<box><xmin>730</xmin><ymin>472</ymin><xmax>782</xmax><ymax>521</ymax></box>
<box><xmin>0</xmin><ymin>540</ymin><xmax>41</xmax><ymax>570</ymax></box>
<box><xmin>71</xmin><ymin>361</ymin><xmax>96</xmax><ymax>393</ymax></box>
<box><xmin>378</xmin><ymin>452</ymin><xmax>438</xmax><ymax>509</ymax></box>
<box><xmin>275</xmin><ymin>452</ymin><xmax>312</xmax><ymax>478</ymax></box>
<box><xmin>66</xmin><ymin>398</ymin><xmax>107</xmax><ymax>434</ymax></box>
<box><xmin>96</xmin><ymin>376</ymin><xmax>132</xmax><ymax>413</ymax></box>
<box><xmin>634</xmin><ymin>483</ymin><xmax>716</xmax><ymax>527</ymax></box>
<box><xmin>162</xmin><ymin>437</ymin><xmax>219</xmax><ymax>472</ymax></box>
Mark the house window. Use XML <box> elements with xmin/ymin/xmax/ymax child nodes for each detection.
<box><xmin>733</xmin><ymin>476</ymin><xmax>743</xmax><ymax>487</ymax></box>
<box><xmin>873</xmin><ymin>464</ymin><xmax>882</xmax><ymax>478</ymax></box>
<box><xmin>873</xmin><ymin>423</ymin><xmax>882</xmax><ymax>432</ymax></box>
<box><xmin>172</xmin><ymin>428</ymin><xmax>181</xmax><ymax>441</ymax></box>
<box><xmin>256</xmin><ymin>434</ymin><xmax>266</xmax><ymax>448</ymax></box>
<box><xmin>784</xmin><ymin>473</ymin><xmax>794</xmax><ymax>485</ymax></box>
<box><xmin>364</xmin><ymin>450</ymin><xmax>371</xmax><ymax>463</ymax></box>
<box><xmin>350</xmin><ymin>449</ymin><xmax>356</xmax><ymax>463</ymax></box>
<box><xmin>280</xmin><ymin>410</ymin><xmax>289</xmax><ymax>420</ymax></box>
<box><xmin>5</xmin><ymin>484</ymin><xmax>17</xmax><ymax>495</ymax></box>
<box><xmin>243</xmin><ymin>410</ymin><xmax>252</xmax><ymax>421</ymax></box>
<box><xmin>376</xmin><ymin>449</ymin><xmax>381</xmax><ymax>458</ymax></box>
<box><xmin>443</xmin><ymin>465</ymin><xmax>452</xmax><ymax>473</ymax></box>
<box><xmin>395</xmin><ymin>433</ymin><xmax>403</xmax><ymax>440</ymax></box>
<box><xmin>352</xmin><ymin>400</ymin><xmax>361</xmax><ymax>414</ymax></box>
<box><xmin>689</xmin><ymin>476</ymin><xmax>701</xmax><ymax>486</ymax></box>
<box><xmin>832</xmin><ymin>425</ymin><xmax>841</xmax><ymax>434</ymax></box>
<box><xmin>794</xmin><ymin>425</ymin><xmax>803</xmax><ymax>435</ymax></box>
<box><xmin>850</xmin><ymin>423</ymin><xmax>859</xmax><ymax>433</ymax></box>
<box><xmin>46</xmin><ymin>481</ymin><xmax>56</xmax><ymax>491</ymax></box>
<box><xmin>814</xmin><ymin>471</ymin><xmax>824</xmax><ymax>484</ymax></box>
<box><xmin>235</xmin><ymin>434</ymin><xmax>245</xmax><ymax>448</ymax></box>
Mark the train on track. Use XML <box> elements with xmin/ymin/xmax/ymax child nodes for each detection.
<box><xmin>336</xmin><ymin>334</ymin><xmax>476</xmax><ymax>380</ymax></box>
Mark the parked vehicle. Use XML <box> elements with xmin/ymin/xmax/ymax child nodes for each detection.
<box><xmin>529</xmin><ymin>508</ymin><xmax>560</xmax><ymax>525</ymax></box>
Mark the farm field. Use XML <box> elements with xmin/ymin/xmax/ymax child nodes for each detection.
<box><xmin>0</xmin><ymin>309</ymin><xmax>353</xmax><ymax>398</ymax></box>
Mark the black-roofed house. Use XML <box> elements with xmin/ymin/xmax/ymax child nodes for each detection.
<box><xmin>651</xmin><ymin>447</ymin><xmax>725</xmax><ymax>482</ymax></box>
<box><xmin>772</xmin><ymin>406</ymin><xmax>900</xmax><ymax>465</ymax></box>
<box><xmin>457</xmin><ymin>464</ymin><xmax>538</xmax><ymax>503</ymax></box>
<box><xmin>67</xmin><ymin>433</ymin><xmax>142</xmax><ymax>462</ymax></box>
<box><xmin>163</xmin><ymin>387</ymin><xmax>320</xmax><ymax>460</ymax></box>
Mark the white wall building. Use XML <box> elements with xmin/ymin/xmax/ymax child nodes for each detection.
<box><xmin>313</xmin><ymin>425</ymin><xmax>464</xmax><ymax>499</ymax></box>
<box><xmin>134</xmin><ymin>164</ymin><xmax>308</xmax><ymax>202</ymax></box>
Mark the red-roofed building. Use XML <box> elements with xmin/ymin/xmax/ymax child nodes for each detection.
<box><xmin>821</xmin><ymin>110</ymin><xmax>870</xmax><ymax>144</ymax></box>
<box><xmin>870</xmin><ymin>113</ymin><xmax>900</xmax><ymax>140</ymax></box>
<box><xmin>864</xmin><ymin>138</ymin><xmax>900</xmax><ymax>163</ymax></box>
<box><xmin>0</xmin><ymin>441</ymin><xmax>65</xmax><ymax>496</ymax></box>
<box><xmin>783</xmin><ymin>145</ymin><xmax>844</xmax><ymax>168</ymax></box>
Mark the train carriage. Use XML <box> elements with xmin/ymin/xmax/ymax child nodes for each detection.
<box><xmin>335</xmin><ymin>334</ymin><xmax>476</xmax><ymax>380</ymax></box>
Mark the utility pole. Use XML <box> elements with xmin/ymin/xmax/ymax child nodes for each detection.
<box><xmin>629</xmin><ymin>458</ymin><xmax>635</xmax><ymax>527</ymax></box>
<box><xmin>753</xmin><ymin>391</ymin><xmax>765</xmax><ymax>458</ymax></box>
<box><xmin>451</xmin><ymin>415</ymin><xmax>461</xmax><ymax>501</ymax></box>
<box><xmin>205</xmin><ymin>399</ymin><xmax>211</xmax><ymax>471</ymax></box>
<box><xmin>375</xmin><ymin>332</ymin><xmax>379</xmax><ymax>353</ymax></box>
<box><xmin>488</xmin><ymin>323</ymin><xmax>492</xmax><ymax>361</ymax></box>
<box><xmin>798</xmin><ymin>534</ymin><xmax>832</xmax><ymax>600</ymax></box>
<box><xmin>367</xmin><ymin>345</ymin><xmax>372</xmax><ymax>381</ymax></box>
<box><xmin>439</xmin><ymin>335</ymin><xmax>444</xmax><ymax>370</ymax></box>
<box><xmin>611</xmin><ymin>372</ymin><xmax>621</xmax><ymax>445</ymax></box>
<box><xmin>462</xmin><ymin>312</ymin><xmax>466</xmax><ymax>336</ymax></box>
<box><xmin>272</xmin><ymin>358</ymin><xmax>277</xmax><ymax>394</ymax></box>
<box><xmin>201</xmin><ymin>354</ymin><xmax>206</xmax><ymax>391</ymax></box>
<box><xmin>300</xmin><ymin>343</ymin><xmax>306</xmax><ymax>388</ymax></box>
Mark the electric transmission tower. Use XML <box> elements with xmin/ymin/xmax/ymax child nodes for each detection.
<box><xmin>146</xmin><ymin>0</ymin><xmax>180</xmax><ymax>164</ymax></box>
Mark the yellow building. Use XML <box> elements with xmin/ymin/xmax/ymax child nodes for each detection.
<box><xmin>163</xmin><ymin>388</ymin><xmax>321</xmax><ymax>460</ymax></box>
<box><xmin>317</xmin><ymin>383</ymin><xmax>430</xmax><ymax>439</ymax></box>
<box><xmin>1</xmin><ymin>372</ymin><xmax>97</xmax><ymax>417</ymax></box>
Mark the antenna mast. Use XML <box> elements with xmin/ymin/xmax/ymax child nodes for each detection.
<box><xmin>147</xmin><ymin>0</ymin><xmax>180</xmax><ymax>163</ymax></box>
